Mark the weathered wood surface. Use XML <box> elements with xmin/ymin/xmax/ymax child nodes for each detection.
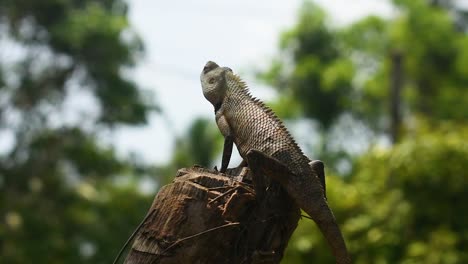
<box><xmin>124</xmin><ymin>166</ymin><xmax>300</xmax><ymax>264</ymax></box>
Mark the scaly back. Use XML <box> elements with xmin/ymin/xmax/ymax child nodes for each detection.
<box><xmin>222</xmin><ymin>71</ymin><xmax>311</xmax><ymax>177</ymax></box>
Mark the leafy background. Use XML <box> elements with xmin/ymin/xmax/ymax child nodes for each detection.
<box><xmin>1</xmin><ymin>0</ymin><xmax>467</xmax><ymax>263</ymax></box>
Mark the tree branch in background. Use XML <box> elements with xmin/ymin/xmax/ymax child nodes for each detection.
<box><xmin>389</xmin><ymin>50</ymin><xmax>403</xmax><ymax>144</ymax></box>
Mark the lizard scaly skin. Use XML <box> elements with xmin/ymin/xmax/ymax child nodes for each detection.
<box><xmin>200</xmin><ymin>61</ymin><xmax>351</xmax><ymax>264</ymax></box>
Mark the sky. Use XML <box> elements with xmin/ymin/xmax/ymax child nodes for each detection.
<box><xmin>112</xmin><ymin>0</ymin><xmax>394</xmax><ymax>165</ymax></box>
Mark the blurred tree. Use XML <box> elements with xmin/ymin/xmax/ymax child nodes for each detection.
<box><xmin>262</xmin><ymin>0</ymin><xmax>468</xmax><ymax>149</ymax></box>
<box><xmin>259</xmin><ymin>2</ymin><xmax>360</xmax><ymax>169</ymax></box>
<box><xmin>0</xmin><ymin>0</ymin><xmax>158</xmax><ymax>263</ymax></box>
<box><xmin>390</xmin><ymin>0</ymin><xmax>468</xmax><ymax>123</ymax></box>
<box><xmin>262</xmin><ymin>0</ymin><xmax>468</xmax><ymax>263</ymax></box>
<box><xmin>283</xmin><ymin>123</ymin><xmax>468</xmax><ymax>264</ymax></box>
<box><xmin>261</xmin><ymin>2</ymin><xmax>354</xmax><ymax>129</ymax></box>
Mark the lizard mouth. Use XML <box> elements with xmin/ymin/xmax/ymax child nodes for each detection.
<box><xmin>203</xmin><ymin>61</ymin><xmax>219</xmax><ymax>74</ymax></box>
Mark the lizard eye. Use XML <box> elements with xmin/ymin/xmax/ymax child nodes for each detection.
<box><xmin>208</xmin><ymin>77</ymin><xmax>216</xmax><ymax>84</ymax></box>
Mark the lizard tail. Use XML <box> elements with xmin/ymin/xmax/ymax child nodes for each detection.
<box><xmin>244</xmin><ymin>150</ymin><xmax>351</xmax><ymax>263</ymax></box>
<box><xmin>303</xmin><ymin>200</ymin><xmax>352</xmax><ymax>264</ymax></box>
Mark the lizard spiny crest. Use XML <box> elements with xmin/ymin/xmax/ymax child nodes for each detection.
<box><xmin>226</xmin><ymin>72</ymin><xmax>304</xmax><ymax>157</ymax></box>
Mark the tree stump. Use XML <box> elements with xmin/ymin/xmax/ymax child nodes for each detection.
<box><xmin>124</xmin><ymin>166</ymin><xmax>300</xmax><ymax>264</ymax></box>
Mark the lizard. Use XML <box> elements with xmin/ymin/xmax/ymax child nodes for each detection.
<box><xmin>200</xmin><ymin>61</ymin><xmax>351</xmax><ymax>264</ymax></box>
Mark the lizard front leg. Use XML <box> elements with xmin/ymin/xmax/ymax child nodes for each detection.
<box><xmin>220</xmin><ymin>135</ymin><xmax>233</xmax><ymax>173</ymax></box>
<box><xmin>216</xmin><ymin>113</ymin><xmax>234</xmax><ymax>173</ymax></box>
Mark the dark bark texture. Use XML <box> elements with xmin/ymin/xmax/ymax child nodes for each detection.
<box><xmin>124</xmin><ymin>166</ymin><xmax>300</xmax><ymax>264</ymax></box>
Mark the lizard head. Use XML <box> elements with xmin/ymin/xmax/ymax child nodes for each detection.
<box><xmin>200</xmin><ymin>61</ymin><xmax>232</xmax><ymax>107</ymax></box>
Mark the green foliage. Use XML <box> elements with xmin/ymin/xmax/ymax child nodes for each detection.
<box><xmin>1</xmin><ymin>0</ymin><xmax>155</xmax><ymax>123</ymax></box>
<box><xmin>389</xmin><ymin>0</ymin><xmax>466</xmax><ymax>121</ymax></box>
<box><xmin>283</xmin><ymin>124</ymin><xmax>468</xmax><ymax>263</ymax></box>
<box><xmin>2</xmin><ymin>0</ymin><xmax>468</xmax><ymax>263</ymax></box>
<box><xmin>0</xmin><ymin>0</ymin><xmax>158</xmax><ymax>263</ymax></box>
<box><xmin>264</xmin><ymin>0</ymin><xmax>468</xmax><ymax>133</ymax></box>
<box><xmin>264</xmin><ymin>1</ymin><xmax>468</xmax><ymax>263</ymax></box>
<box><xmin>1</xmin><ymin>176</ymin><xmax>151</xmax><ymax>264</ymax></box>
<box><xmin>348</xmin><ymin>0</ymin><xmax>468</xmax><ymax>125</ymax></box>
<box><xmin>262</xmin><ymin>2</ymin><xmax>354</xmax><ymax>128</ymax></box>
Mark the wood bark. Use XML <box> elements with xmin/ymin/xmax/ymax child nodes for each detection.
<box><xmin>123</xmin><ymin>166</ymin><xmax>300</xmax><ymax>264</ymax></box>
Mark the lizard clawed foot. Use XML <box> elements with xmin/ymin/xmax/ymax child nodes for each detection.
<box><xmin>213</xmin><ymin>165</ymin><xmax>228</xmax><ymax>174</ymax></box>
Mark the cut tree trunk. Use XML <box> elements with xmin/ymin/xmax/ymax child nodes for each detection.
<box><xmin>123</xmin><ymin>166</ymin><xmax>300</xmax><ymax>264</ymax></box>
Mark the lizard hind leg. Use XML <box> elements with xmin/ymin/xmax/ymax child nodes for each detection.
<box><xmin>246</xmin><ymin>150</ymin><xmax>327</xmax><ymax>197</ymax></box>
<box><xmin>309</xmin><ymin>160</ymin><xmax>326</xmax><ymax>198</ymax></box>
<box><xmin>245</xmin><ymin>149</ymin><xmax>291</xmax><ymax>201</ymax></box>
<box><xmin>245</xmin><ymin>149</ymin><xmax>291</xmax><ymax>187</ymax></box>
